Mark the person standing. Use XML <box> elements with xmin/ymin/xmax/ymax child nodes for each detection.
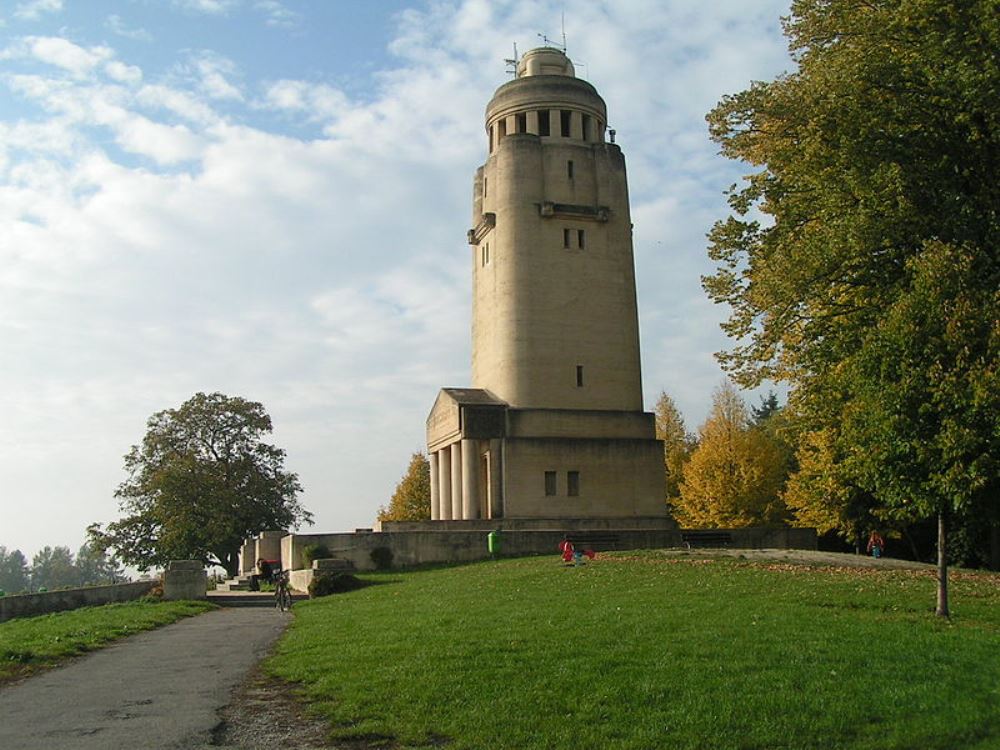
<box><xmin>867</xmin><ymin>531</ymin><xmax>885</xmax><ymax>559</ymax></box>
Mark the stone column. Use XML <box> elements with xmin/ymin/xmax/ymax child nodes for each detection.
<box><xmin>429</xmin><ymin>451</ymin><xmax>440</xmax><ymax>521</ymax></box>
<box><xmin>461</xmin><ymin>439</ymin><xmax>479</xmax><ymax>520</ymax></box>
<box><xmin>438</xmin><ymin>448</ymin><xmax>452</xmax><ymax>521</ymax></box>
<box><xmin>450</xmin><ymin>442</ymin><xmax>463</xmax><ymax>521</ymax></box>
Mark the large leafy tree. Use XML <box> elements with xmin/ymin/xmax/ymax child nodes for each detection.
<box><xmin>705</xmin><ymin>0</ymin><xmax>999</xmax><ymax>614</ymax></box>
<box><xmin>377</xmin><ymin>452</ymin><xmax>431</xmax><ymax>523</ymax></box>
<box><xmin>30</xmin><ymin>545</ymin><xmax>78</xmax><ymax>590</ymax></box>
<box><xmin>654</xmin><ymin>391</ymin><xmax>697</xmax><ymax>506</ymax></box>
<box><xmin>676</xmin><ymin>382</ymin><xmax>789</xmax><ymax>528</ymax></box>
<box><xmin>75</xmin><ymin>542</ymin><xmax>123</xmax><ymax>585</ymax></box>
<box><xmin>0</xmin><ymin>547</ymin><xmax>30</xmax><ymax>593</ymax></box>
<box><xmin>89</xmin><ymin>392</ymin><xmax>312</xmax><ymax>575</ymax></box>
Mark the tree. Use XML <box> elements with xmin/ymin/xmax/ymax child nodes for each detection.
<box><xmin>31</xmin><ymin>546</ymin><xmax>78</xmax><ymax>590</ymax></box>
<box><xmin>705</xmin><ymin>0</ymin><xmax>1000</xmax><ymax>614</ymax></box>
<box><xmin>750</xmin><ymin>391</ymin><xmax>780</xmax><ymax>426</ymax></box>
<box><xmin>676</xmin><ymin>382</ymin><xmax>789</xmax><ymax>528</ymax></box>
<box><xmin>89</xmin><ymin>392</ymin><xmax>312</xmax><ymax>575</ymax></box>
<box><xmin>654</xmin><ymin>391</ymin><xmax>697</xmax><ymax>506</ymax></box>
<box><xmin>75</xmin><ymin>542</ymin><xmax>122</xmax><ymax>585</ymax></box>
<box><xmin>377</xmin><ymin>452</ymin><xmax>431</xmax><ymax>523</ymax></box>
<box><xmin>0</xmin><ymin>547</ymin><xmax>30</xmax><ymax>593</ymax></box>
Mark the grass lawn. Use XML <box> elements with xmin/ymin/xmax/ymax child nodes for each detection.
<box><xmin>268</xmin><ymin>551</ymin><xmax>1000</xmax><ymax>750</ymax></box>
<box><xmin>0</xmin><ymin>598</ymin><xmax>215</xmax><ymax>684</ymax></box>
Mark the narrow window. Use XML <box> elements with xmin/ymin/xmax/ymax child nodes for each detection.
<box><xmin>488</xmin><ymin>125</ymin><xmax>494</xmax><ymax>153</ymax></box>
<box><xmin>538</xmin><ymin>109</ymin><xmax>550</xmax><ymax>136</ymax></box>
<box><xmin>567</xmin><ymin>471</ymin><xmax>580</xmax><ymax>497</ymax></box>
<box><xmin>577</xmin><ymin>229</ymin><xmax>585</xmax><ymax>249</ymax></box>
<box><xmin>516</xmin><ymin>113</ymin><xmax>527</xmax><ymax>134</ymax></box>
<box><xmin>481</xmin><ymin>242</ymin><xmax>490</xmax><ymax>267</ymax></box>
<box><xmin>483</xmin><ymin>176</ymin><xmax>487</xmax><ymax>198</ymax></box>
<box><xmin>567</xmin><ymin>160</ymin><xmax>574</xmax><ymax>179</ymax></box>
<box><xmin>544</xmin><ymin>471</ymin><xmax>557</xmax><ymax>496</ymax></box>
<box><xmin>576</xmin><ymin>365</ymin><xmax>584</xmax><ymax>387</ymax></box>
<box><xmin>560</xmin><ymin>109</ymin><xmax>571</xmax><ymax>137</ymax></box>
<box><xmin>563</xmin><ymin>228</ymin><xmax>571</xmax><ymax>248</ymax></box>
<box><xmin>582</xmin><ymin>114</ymin><xmax>591</xmax><ymax>141</ymax></box>
<box><xmin>499</xmin><ymin>119</ymin><xmax>507</xmax><ymax>138</ymax></box>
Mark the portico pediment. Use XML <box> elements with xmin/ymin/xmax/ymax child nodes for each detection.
<box><xmin>426</xmin><ymin>388</ymin><xmax>507</xmax><ymax>452</ymax></box>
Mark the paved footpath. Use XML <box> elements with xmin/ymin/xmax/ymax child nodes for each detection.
<box><xmin>0</xmin><ymin>607</ymin><xmax>290</xmax><ymax>749</ymax></box>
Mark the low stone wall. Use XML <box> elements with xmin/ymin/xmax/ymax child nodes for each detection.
<box><xmin>0</xmin><ymin>581</ymin><xmax>157</xmax><ymax>623</ymax></box>
<box><xmin>282</xmin><ymin>523</ymin><xmax>817</xmax><ymax>573</ymax></box>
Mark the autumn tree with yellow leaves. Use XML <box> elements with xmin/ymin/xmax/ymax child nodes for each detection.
<box><xmin>676</xmin><ymin>383</ymin><xmax>789</xmax><ymax>528</ymax></box>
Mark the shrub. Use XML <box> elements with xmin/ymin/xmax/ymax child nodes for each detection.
<box><xmin>302</xmin><ymin>543</ymin><xmax>331</xmax><ymax>568</ymax></box>
<box><xmin>308</xmin><ymin>573</ymin><xmax>364</xmax><ymax>598</ymax></box>
<box><xmin>370</xmin><ymin>546</ymin><xmax>394</xmax><ymax>570</ymax></box>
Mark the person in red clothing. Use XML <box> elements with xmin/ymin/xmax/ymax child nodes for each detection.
<box><xmin>558</xmin><ymin>536</ymin><xmax>596</xmax><ymax>565</ymax></box>
<box><xmin>866</xmin><ymin>531</ymin><xmax>885</xmax><ymax>559</ymax></box>
<box><xmin>558</xmin><ymin>535</ymin><xmax>575</xmax><ymax>563</ymax></box>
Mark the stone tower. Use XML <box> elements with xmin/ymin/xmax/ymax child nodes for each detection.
<box><xmin>426</xmin><ymin>47</ymin><xmax>666</xmax><ymax>523</ymax></box>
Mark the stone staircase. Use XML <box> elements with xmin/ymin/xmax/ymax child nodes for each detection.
<box><xmin>209</xmin><ymin>573</ymin><xmax>308</xmax><ymax>607</ymax></box>
<box><xmin>213</xmin><ymin>574</ymin><xmax>256</xmax><ymax>592</ymax></box>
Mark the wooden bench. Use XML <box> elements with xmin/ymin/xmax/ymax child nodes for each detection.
<box><xmin>565</xmin><ymin>533</ymin><xmax>621</xmax><ymax>551</ymax></box>
<box><xmin>681</xmin><ymin>531</ymin><xmax>734</xmax><ymax>548</ymax></box>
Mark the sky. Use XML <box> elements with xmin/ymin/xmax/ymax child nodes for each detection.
<box><xmin>0</xmin><ymin>0</ymin><xmax>794</xmax><ymax>562</ymax></box>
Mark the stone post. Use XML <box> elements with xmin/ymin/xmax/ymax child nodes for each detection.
<box><xmin>163</xmin><ymin>560</ymin><xmax>207</xmax><ymax>600</ymax></box>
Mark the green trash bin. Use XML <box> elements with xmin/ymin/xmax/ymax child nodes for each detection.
<box><xmin>487</xmin><ymin>529</ymin><xmax>501</xmax><ymax>558</ymax></box>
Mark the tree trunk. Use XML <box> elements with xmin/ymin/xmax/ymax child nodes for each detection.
<box><xmin>936</xmin><ymin>511</ymin><xmax>949</xmax><ymax>618</ymax></box>
<box><xmin>990</xmin><ymin>521</ymin><xmax>1000</xmax><ymax>572</ymax></box>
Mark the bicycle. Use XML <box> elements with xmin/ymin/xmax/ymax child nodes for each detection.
<box><xmin>273</xmin><ymin>569</ymin><xmax>292</xmax><ymax>612</ymax></box>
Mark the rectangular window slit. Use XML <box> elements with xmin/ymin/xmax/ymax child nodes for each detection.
<box><xmin>577</xmin><ymin>229</ymin><xmax>585</xmax><ymax>249</ymax></box>
<box><xmin>563</xmin><ymin>228</ymin><xmax>571</xmax><ymax>248</ymax></box>
<box><xmin>567</xmin><ymin>160</ymin><xmax>574</xmax><ymax>179</ymax></box>
<box><xmin>516</xmin><ymin>113</ymin><xmax>527</xmax><ymax>133</ymax></box>
<box><xmin>544</xmin><ymin>471</ymin><xmax>557</xmax><ymax>496</ymax></box>
<box><xmin>567</xmin><ymin>471</ymin><xmax>580</xmax><ymax>497</ymax></box>
<box><xmin>582</xmin><ymin>114</ymin><xmax>591</xmax><ymax>142</ymax></box>
<box><xmin>576</xmin><ymin>365</ymin><xmax>584</xmax><ymax>387</ymax></box>
<box><xmin>560</xmin><ymin>110</ymin><xmax>571</xmax><ymax>137</ymax></box>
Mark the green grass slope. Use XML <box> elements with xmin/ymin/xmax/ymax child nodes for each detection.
<box><xmin>270</xmin><ymin>552</ymin><xmax>1000</xmax><ymax>750</ymax></box>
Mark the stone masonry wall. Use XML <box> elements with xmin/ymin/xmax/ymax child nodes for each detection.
<box><xmin>0</xmin><ymin>580</ymin><xmax>156</xmax><ymax>623</ymax></box>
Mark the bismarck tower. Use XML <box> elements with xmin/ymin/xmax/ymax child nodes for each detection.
<box><xmin>426</xmin><ymin>47</ymin><xmax>668</xmax><ymax>525</ymax></box>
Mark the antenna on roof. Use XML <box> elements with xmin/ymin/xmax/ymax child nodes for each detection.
<box><xmin>504</xmin><ymin>42</ymin><xmax>519</xmax><ymax>77</ymax></box>
<box><xmin>537</xmin><ymin>31</ymin><xmax>566</xmax><ymax>52</ymax></box>
<box><xmin>562</xmin><ymin>11</ymin><xmax>567</xmax><ymax>54</ymax></box>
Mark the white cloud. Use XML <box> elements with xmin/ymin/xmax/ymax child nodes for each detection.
<box><xmin>172</xmin><ymin>0</ymin><xmax>239</xmax><ymax>15</ymax></box>
<box><xmin>19</xmin><ymin>36</ymin><xmax>113</xmax><ymax>77</ymax></box>
<box><xmin>13</xmin><ymin>0</ymin><xmax>62</xmax><ymax>21</ymax></box>
<box><xmin>104</xmin><ymin>60</ymin><xmax>143</xmax><ymax>85</ymax></box>
<box><xmin>136</xmin><ymin>84</ymin><xmax>219</xmax><ymax>125</ymax></box>
<box><xmin>105</xmin><ymin>14</ymin><xmax>153</xmax><ymax>42</ymax></box>
<box><xmin>186</xmin><ymin>51</ymin><xmax>244</xmax><ymax>100</ymax></box>
<box><xmin>254</xmin><ymin>0</ymin><xmax>300</xmax><ymax>28</ymax></box>
<box><xmin>261</xmin><ymin>79</ymin><xmax>349</xmax><ymax>120</ymax></box>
